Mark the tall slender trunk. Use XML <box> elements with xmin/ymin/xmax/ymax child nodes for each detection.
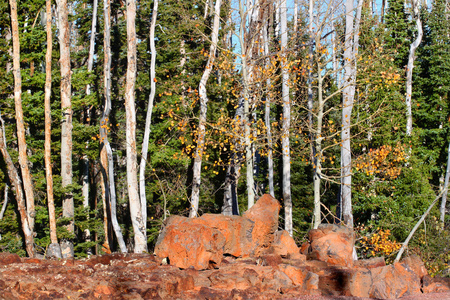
<box><xmin>0</xmin><ymin>113</ymin><xmax>34</xmax><ymax>257</ymax></box>
<box><xmin>44</xmin><ymin>0</ymin><xmax>61</xmax><ymax>258</ymax></box>
<box><xmin>139</xmin><ymin>0</ymin><xmax>158</xmax><ymax>227</ymax></box>
<box><xmin>57</xmin><ymin>0</ymin><xmax>74</xmax><ymax>257</ymax></box>
<box><xmin>262</xmin><ymin>10</ymin><xmax>274</xmax><ymax>197</ymax></box>
<box><xmin>9</xmin><ymin>0</ymin><xmax>35</xmax><ymax>234</ymax></box>
<box><xmin>190</xmin><ymin>0</ymin><xmax>222</xmax><ymax>217</ymax></box>
<box><xmin>340</xmin><ymin>0</ymin><xmax>363</xmax><ymax>231</ymax></box>
<box><xmin>440</xmin><ymin>142</ymin><xmax>450</xmax><ymax>223</ymax></box>
<box><xmin>102</xmin><ymin>0</ymin><xmax>127</xmax><ymax>253</ymax></box>
<box><xmin>222</xmin><ymin>99</ymin><xmax>244</xmax><ymax>216</ymax></box>
<box><xmin>0</xmin><ymin>185</ymin><xmax>7</xmax><ymax>221</ymax></box>
<box><xmin>238</xmin><ymin>0</ymin><xmax>255</xmax><ymax>209</ymax></box>
<box><xmin>313</xmin><ymin>58</ymin><xmax>324</xmax><ymax>229</ymax></box>
<box><xmin>405</xmin><ymin>0</ymin><xmax>423</xmax><ymax>137</ymax></box>
<box><xmin>280</xmin><ymin>0</ymin><xmax>292</xmax><ymax>236</ymax></box>
<box><xmin>100</xmin><ymin>0</ymin><xmax>111</xmax><ymax>253</ymax></box>
<box><xmin>82</xmin><ymin>0</ymin><xmax>98</xmax><ymax>252</ymax></box>
<box><xmin>126</xmin><ymin>0</ymin><xmax>147</xmax><ymax>253</ymax></box>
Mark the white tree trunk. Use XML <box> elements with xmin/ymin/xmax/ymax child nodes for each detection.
<box><xmin>280</xmin><ymin>0</ymin><xmax>292</xmax><ymax>236</ymax></box>
<box><xmin>341</xmin><ymin>0</ymin><xmax>356</xmax><ymax>229</ymax></box>
<box><xmin>440</xmin><ymin>142</ymin><xmax>450</xmax><ymax>223</ymax></box>
<box><xmin>139</xmin><ymin>0</ymin><xmax>158</xmax><ymax>231</ymax></box>
<box><xmin>0</xmin><ymin>185</ymin><xmax>7</xmax><ymax>220</ymax></box>
<box><xmin>57</xmin><ymin>0</ymin><xmax>74</xmax><ymax>257</ymax></box>
<box><xmin>262</xmin><ymin>12</ymin><xmax>274</xmax><ymax>197</ymax></box>
<box><xmin>190</xmin><ymin>0</ymin><xmax>222</xmax><ymax>217</ymax></box>
<box><xmin>126</xmin><ymin>0</ymin><xmax>147</xmax><ymax>253</ymax></box>
<box><xmin>238</xmin><ymin>0</ymin><xmax>255</xmax><ymax>209</ymax></box>
<box><xmin>406</xmin><ymin>0</ymin><xmax>423</xmax><ymax>136</ymax></box>
<box><xmin>104</xmin><ymin>0</ymin><xmax>126</xmax><ymax>252</ymax></box>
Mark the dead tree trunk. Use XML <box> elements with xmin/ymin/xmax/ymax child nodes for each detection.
<box><xmin>0</xmin><ymin>112</ymin><xmax>34</xmax><ymax>257</ymax></box>
<box><xmin>44</xmin><ymin>0</ymin><xmax>61</xmax><ymax>259</ymax></box>
<box><xmin>139</xmin><ymin>0</ymin><xmax>158</xmax><ymax>233</ymax></box>
<box><xmin>103</xmin><ymin>0</ymin><xmax>127</xmax><ymax>253</ymax></box>
<box><xmin>57</xmin><ymin>0</ymin><xmax>74</xmax><ymax>258</ymax></box>
<box><xmin>9</xmin><ymin>0</ymin><xmax>35</xmax><ymax>234</ymax></box>
<box><xmin>126</xmin><ymin>0</ymin><xmax>147</xmax><ymax>253</ymax></box>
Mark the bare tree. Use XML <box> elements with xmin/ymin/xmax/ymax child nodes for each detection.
<box><xmin>238</xmin><ymin>0</ymin><xmax>256</xmax><ymax>208</ymax></box>
<box><xmin>262</xmin><ymin>3</ymin><xmax>274</xmax><ymax>197</ymax></box>
<box><xmin>405</xmin><ymin>0</ymin><xmax>423</xmax><ymax>136</ymax></box>
<box><xmin>102</xmin><ymin>0</ymin><xmax>127</xmax><ymax>253</ymax></box>
<box><xmin>57</xmin><ymin>0</ymin><xmax>74</xmax><ymax>258</ymax></box>
<box><xmin>190</xmin><ymin>0</ymin><xmax>222</xmax><ymax>217</ymax></box>
<box><xmin>0</xmin><ymin>112</ymin><xmax>34</xmax><ymax>257</ymax></box>
<box><xmin>44</xmin><ymin>0</ymin><xmax>62</xmax><ymax>259</ymax></box>
<box><xmin>81</xmin><ymin>0</ymin><xmax>99</xmax><ymax>251</ymax></box>
<box><xmin>279</xmin><ymin>0</ymin><xmax>292</xmax><ymax>235</ymax></box>
<box><xmin>341</xmin><ymin>0</ymin><xmax>363</xmax><ymax>229</ymax></box>
<box><xmin>139</xmin><ymin>0</ymin><xmax>158</xmax><ymax>228</ymax></box>
<box><xmin>9</xmin><ymin>0</ymin><xmax>35</xmax><ymax>234</ymax></box>
<box><xmin>126</xmin><ymin>0</ymin><xmax>147</xmax><ymax>253</ymax></box>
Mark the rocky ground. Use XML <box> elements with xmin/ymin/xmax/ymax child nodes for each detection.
<box><xmin>1</xmin><ymin>194</ymin><xmax>449</xmax><ymax>299</ymax></box>
<box><xmin>0</xmin><ymin>252</ymin><xmax>449</xmax><ymax>299</ymax></box>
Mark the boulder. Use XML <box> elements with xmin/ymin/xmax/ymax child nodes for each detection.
<box><xmin>422</xmin><ymin>275</ymin><xmax>450</xmax><ymax>293</ymax></box>
<box><xmin>401</xmin><ymin>254</ymin><xmax>428</xmax><ymax>279</ymax></box>
<box><xmin>192</xmin><ymin>214</ymin><xmax>254</xmax><ymax>257</ymax></box>
<box><xmin>154</xmin><ymin>216</ymin><xmax>226</xmax><ymax>270</ymax></box>
<box><xmin>354</xmin><ymin>256</ymin><xmax>386</xmax><ymax>269</ymax></box>
<box><xmin>307</xmin><ymin>224</ymin><xmax>354</xmax><ymax>267</ymax></box>
<box><xmin>271</xmin><ymin>230</ymin><xmax>303</xmax><ymax>260</ymax></box>
<box><xmin>369</xmin><ymin>262</ymin><xmax>421</xmax><ymax>299</ymax></box>
<box><xmin>243</xmin><ymin>194</ymin><xmax>281</xmax><ymax>256</ymax></box>
<box><xmin>348</xmin><ymin>268</ymin><xmax>373</xmax><ymax>298</ymax></box>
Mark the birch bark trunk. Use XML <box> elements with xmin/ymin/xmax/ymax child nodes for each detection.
<box><xmin>139</xmin><ymin>0</ymin><xmax>158</xmax><ymax>226</ymax></box>
<box><xmin>238</xmin><ymin>0</ymin><xmax>255</xmax><ymax>209</ymax></box>
<box><xmin>9</xmin><ymin>0</ymin><xmax>35</xmax><ymax>234</ymax></box>
<box><xmin>57</xmin><ymin>0</ymin><xmax>74</xmax><ymax>257</ymax></box>
<box><xmin>190</xmin><ymin>0</ymin><xmax>222</xmax><ymax>217</ymax></box>
<box><xmin>262</xmin><ymin>9</ymin><xmax>274</xmax><ymax>197</ymax></box>
<box><xmin>102</xmin><ymin>0</ymin><xmax>127</xmax><ymax>253</ymax></box>
<box><xmin>405</xmin><ymin>0</ymin><xmax>423</xmax><ymax>136</ymax></box>
<box><xmin>44</xmin><ymin>0</ymin><xmax>61</xmax><ymax>258</ymax></box>
<box><xmin>126</xmin><ymin>0</ymin><xmax>147</xmax><ymax>253</ymax></box>
<box><xmin>279</xmin><ymin>0</ymin><xmax>292</xmax><ymax>236</ymax></box>
<box><xmin>341</xmin><ymin>0</ymin><xmax>356</xmax><ymax>229</ymax></box>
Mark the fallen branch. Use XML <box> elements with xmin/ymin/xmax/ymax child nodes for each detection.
<box><xmin>394</xmin><ymin>186</ymin><xmax>447</xmax><ymax>262</ymax></box>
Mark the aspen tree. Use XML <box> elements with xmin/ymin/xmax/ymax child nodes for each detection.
<box><xmin>57</xmin><ymin>0</ymin><xmax>74</xmax><ymax>258</ymax></box>
<box><xmin>126</xmin><ymin>0</ymin><xmax>147</xmax><ymax>253</ymax></box>
<box><xmin>45</xmin><ymin>0</ymin><xmax>61</xmax><ymax>258</ymax></box>
<box><xmin>139</xmin><ymin>0</ymin><xmax>158</xmax><ymax>226</ymax></box>
<box><xmin>191</xmin><ymin>0</ymin><xmax>222</xmax><ymax>217</ymax></box>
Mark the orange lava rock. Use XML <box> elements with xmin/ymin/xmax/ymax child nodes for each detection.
<box><xmin>154</xmin><ymin>216</ymin><xmax>226</xmax><ymax>270</ymax></box>
<box><xmin>308</xmin><ymin>224</ymin><xmax>354</xmax><ymax>267</ymax></box>
<box><xmin>243</xmin><ymin>194</ymin><xmax>281</xmax><ymax>256</ymax></box>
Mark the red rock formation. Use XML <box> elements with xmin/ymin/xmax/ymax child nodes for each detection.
<box><xmin>1</xmin><ymin>194</ymin><xmax>448</xmax><ymax>299</ymax></box>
